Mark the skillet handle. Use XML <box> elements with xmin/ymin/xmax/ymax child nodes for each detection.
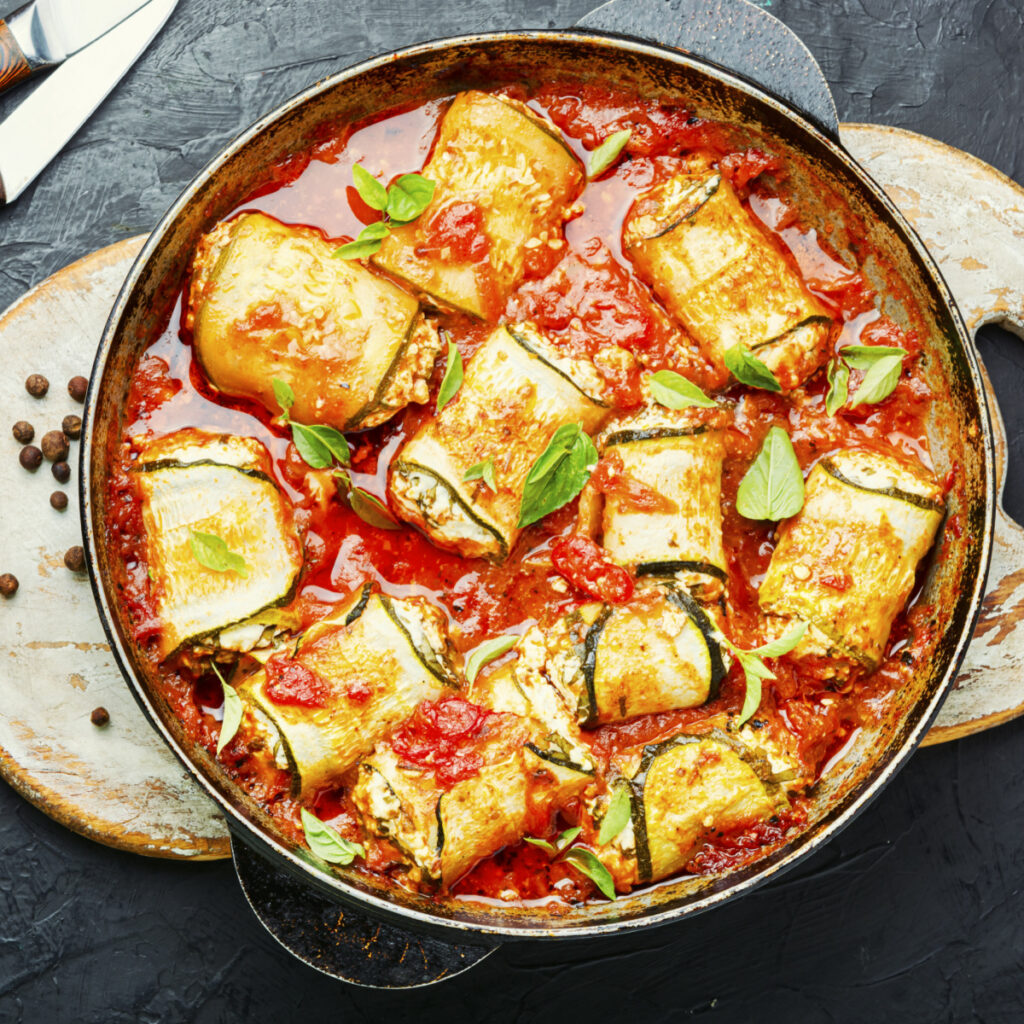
<box><xmin>231</xmin><ymin>838</ymin><xmax>497</xmax><ymax>986</ymax></box>
<box><xmin>841</xmin><ymin>124</ymin><xmax>1024</xmax><ymax>744</ymax></box>
<box><xmin>574</xmin><ymin>0</ymin><xmax>840</xmax><ymax>140</ymax></box>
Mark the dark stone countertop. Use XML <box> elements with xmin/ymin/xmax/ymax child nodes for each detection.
<box><xmin>1</xmin><ymin>0</ymin><xmax>1023</xmax><ymax>1019</ymax></box>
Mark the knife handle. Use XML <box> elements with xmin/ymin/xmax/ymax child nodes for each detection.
<box><xmin>0</xmin><ymin>20</ymin><xmax>30</xmax><ymax>93</ymax></box>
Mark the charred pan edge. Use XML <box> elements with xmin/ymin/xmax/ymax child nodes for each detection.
<box><xmin>662</xmin><ymin>584</ymin><xmax>729</xmax><ymax>698</ymax></box>
<box><xmin>345</xmin><ymin>311</ymin><xmax>423</xmax><ymax>430</ymax></box>
<box><xmin>391</xmin><ymin>459</ymin><xmax>508</xmax><ymax>561</ymax></box>
<box><xmin>604</xmin><ymin>425</ymin><xmax>709</xmax><ymax>447</ymax></box>
<box><xmin>633</xmin><ymin>174</ymin><xmax>722</xmax><ymax>242</ymax></box>
<box><xmin>506</xmin><ymin>326</ymin><xmax>609</xmax><ymax>408</ymax></box>
<box><xmin>819</xmin><ymin>457</ymin><xmax>945</xmax><ymax>513</ymax></box>
<box><xmin>524</xmin><ymin>741</ymin><xmax>595</xmax><ymax>776</ymax></box>
<box><xmin>749</xmin><ymin>314</ymin><xmax>834</xmax><ymax>352</ymax></box>
<box><xmin>636</xmin><ymin>559</ymin><xmax>729</xmax><ymax>582</ymax></box>
<box><xmin>379</xmin><ymin>593</ymin><xmax>460</xmax><ymax>687</ymax></box>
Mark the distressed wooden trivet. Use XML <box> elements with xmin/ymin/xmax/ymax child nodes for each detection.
<box><xmin>0</xmin><ymin>236</ymin><xmax>230</xmax><ymax>859</ymax></box>
<box><xmin>842</xmin><ymin>124</ymin><xmax>1024</xmax><ymax>744</ymax></box>
<box><xmin>0</xmin><ymin>129</ymin><xmax>1020</xmax><ymax>857</ymax></box>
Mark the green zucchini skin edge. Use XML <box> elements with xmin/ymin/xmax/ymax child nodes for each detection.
<box><xmin>391</xmin><ymin>459</ymin><xmax>508</xmax><ymax>561</ymax></box>
<box><xmin>636</xmin><ymin>560</ymin><xmax>728</xmax><ymax>583</ymax></box>
<box><xmin>345</xmin><ymin>312</ymin><xmax>424</xmax><ymax>431</ymax></box>
<box><xmin>524</xmin><ymin>741</ymin><xmax>595</xmax><ymax>777</ymax></box>
<box><xmin>749</xmin><ymin>314</ymin><xmax>834</xmax><ymax>354</ymax></box>
<box><xmin>506</xmin><ymin>326</ymin><xmax>609</xmax><ymax>408</ymax></box>
<box><xmin>379</xmin><ymin>592</ymin><xmax>460</xmax><ymax>687</ymax></box>
<box><xmin>343</xmin><ymin>582</ymin><xmax>373</xmax><ymax>625</ymax></box>
<box><xmin>632</xmin><ymin>174</ymin><xmax>722</xmax><ymax>243</ymax></box>
<box><xmin>579</xmin><ymin>606</ymin><xmax>614</xmax><ymax>728</ymax></box>
<box><xmin>820</xmin><ymin>458</ymin><xmax>945</xmax><ymax>513</ymax></box>
<box><xmin>604</xmin><ymin>425</ymin><xmax>709</xmax><ymax>447</ymax></box>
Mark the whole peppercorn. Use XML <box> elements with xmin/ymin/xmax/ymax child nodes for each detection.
<box><xmin>64</xmin><ymin>545</ymin><xmax>85</xmax><ymax>572</ymax></box>
<box><xmin>61</xmin><ymin>414</ymin><xmax>82</xmax><ymax>440</ymax></box>
<box><xmin>67</xmin><ymin>376</ymin><xmax>88</xmax><ymax>403</ymax></box>
<box><xmin>25</xmin><ymin>374</ymin><xmax>49</xmax><ymax>397</ymax></box>
<box><xmin>12</xmin><ymin>421</ymin><xmax>34</xmax><ymax>444</ymax></box>
<box><xmin>40</xmin><ymin>430</ymin><xmax>69</xmax><ymax>462</ymax></box>
<box><xmin>19</xmin><ymin>445</ymin><xmax>42</xmax><ymax>471</ymax></box>
<box><xmin>0</xmin><ymin>573</ymin><xmax>18</xmax><ymax>597</ymax></box>
<box><xmin>50</xmin><ymin>491</ymin><xmax>68</xmax><ymax>511</ymax></box>
<box><xmin>90</xmin><ymin>707</ymin><xmax>110</xmax><ymax>727</ymax></box>
<box><xmin>51</xmin><ymin>461</ymin><xmax>71</xmax><ymax>484</ymax></box>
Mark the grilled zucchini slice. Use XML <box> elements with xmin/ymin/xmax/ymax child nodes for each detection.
<box><xmin>188</xmin><ymin>211</ymin><xmax>441</xmax><ymax>431</ymax></box>
<box><xmin>372</xmin><ymin>91</ymin><xmax>583</xmax><ymax>320</ymax></box>
<box><xmin>236</xmin><ymin>585</ymin><xmax>459</xmax><ymax>797</ymax></box>
<box><xmin>389</xmin><ymin>324</ymin><xmax>609</xmax><ymax>560</ymax></box>
<box><xmin>759</xmin><ymin>448</ymin><xmax>944</xmax><ymax>674</ymax></box>
<box><xmin>133</xmin><ymin>430</ymin><xmax>303</xmax><ymax>659</ymax></box>
<box><xmin>623</xmin><ymin>168</ymin><xmax>834</xmax><ymax>391</ymax></box>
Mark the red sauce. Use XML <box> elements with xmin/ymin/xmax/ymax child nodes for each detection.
<box><xmin>591</xmin><ymin>450</ymin><xmax>678</xmax><ymax>514</ymax></box>
<box><xmin>107</xmin><ymin>80</ymin><xmax>951</xmax><ymax>906</ymax></box>
<box><xmin>418</xmin><ymin>200</ymin><xmax>490</xmax><ymax>262</ymax></box>
<box><xmin>264</xmin><ymin>655</ymin><xmax>331</xmax><ymax>708</ymax></box>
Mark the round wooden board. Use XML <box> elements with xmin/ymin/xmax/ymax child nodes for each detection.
<box><xmin>0</xmin><ymin>127</ymin><xmax>1021</xmax><ymax>859</ymax></box>
<box><xmin>0</xmin><ymin>236</ymin><xmax>230</xmax><ymax>860</ymax></box>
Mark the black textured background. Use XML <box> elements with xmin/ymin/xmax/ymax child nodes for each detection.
<box><xmin>2</xmin><ymin>0</ymin><xmax>1024</xmax><ymax>1020</ymax></box>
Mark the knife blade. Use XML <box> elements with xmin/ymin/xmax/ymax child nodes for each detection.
<box><xmin>0</xmin><ymin>0</ymin><xmax>155</xmax><ymax>94</ymax></box>
<box><xmin>0</xmin><ymin>0</ymin><xmax>177</xmax><ymax>206</ymax></box>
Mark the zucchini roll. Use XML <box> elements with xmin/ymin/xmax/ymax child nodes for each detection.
<box><xmin>592</xmin><ymin>731</ymin><xmax>784</xmax><ymax>889</ymax></box>
<box><xmin>236</xmin><ymin>585</ymin><xmax>459</xmax><ymax>797</ymax></box>
<box><xmin>188</xmin><ymin>211</ymin><xmax>441</xmax><ymax>431</ymax></box>
<box><xmin>759</xmin><ymin>448</ymin><xmax>944</xmax><ymax>674</ymax></box>
<box><xmin>352</xmin><ymin>681</ymin><xmax>593</xmax><ymax>889</ymax></box>
<box><xmin>132</xmin><ymin>429</ymin><xmax>303</xmax><ymax>659</ymax></box>
<box><xmin>389</xmin><ymin>324</ymin><xmax>609</xmax><ymax>560</ymax></box>
<box><xmin>579</xmin><ymin>403</ymin><xmax>729</xmax><ymax>600</ymax></box>
<box><xmin>373</xmin><ymin>91</ymin><xmax>584</xmax><ymax>319</ymax></box>
<box><xmin>622</xmin><ymin>168</ymin><xmax>834</xmax><ymax>391</ymax></box>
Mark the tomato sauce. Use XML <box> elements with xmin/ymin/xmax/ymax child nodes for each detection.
<box><xmin>107</xmin><ymin>81</ymin><xmax>949</xmax><ymax>905</ymax></box>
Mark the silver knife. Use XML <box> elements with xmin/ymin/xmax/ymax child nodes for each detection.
<box><xmin>0</xmin><ymin>0</ymin><xmax>177</xmax><ymax>206</ymax></box>
<box><xmin>0</xmin><ymin>0</ymin><xmax>157</xmax><ymax>94</ymax></box>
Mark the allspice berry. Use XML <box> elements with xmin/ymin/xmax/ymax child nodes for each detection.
<box><xmin>19</xmin><ymin>445</ymin><xmax>42</xmax><ymax>471</ymax></box>
<box><xmin>25</xmin><ymin>374</ymin><xmax>49</xmax><ymax>398</ymax></box>
<box><xmin>0</xmin><ymin>573</ymin><xmax>18</xmax><ymax>597</ymax></box>
<box><xmin>64</xmin><ymin>546</ymin><xmax>85</xmax><ymax>572</ymax></box>
<box><xmin>50</xmin><ymin>491</ymin><xmax>68</xmax><ymax>511</ymax></box>
<box><xmin>90</xmin><ymin>707</ymin><xmax>110</xmax><ymax>727</ymax></box>
<box><xmin>40</xmin><ymin>430</ymin><xmax>69</xmax><ymax>462</ymax></box>
<box><xmin>51</xmin><ymin>461</ymin><xmax>71</xmax><ymax>484</ymax></box>
<box><xmin>12</xmin><ymin>421</ymin><xmax>33</xmax><ymax>444</ymax></box>
<box><xmin>61</xmin><ymin>414</ymin><xmax>82</xmax><ymax>440</ymax></box>
<box><xmin>68</xmin><ymin>376</ymin><xmax>88</xmax><ymax>403</ymax></box>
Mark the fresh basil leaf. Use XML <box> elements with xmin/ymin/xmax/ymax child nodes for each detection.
<box><xmin>723</xmin><ymin>344</ymin><xmax>782</xmax><ymax>392</ymax></box>
<box><xmin>465</xmin><ymin>635</ymin><xmax>517</xmax><ymax>684</ymax></box>
<box><xmin>838</xmin><ymin>344</ymin><xmax>908</xmax><ymax>370</ymax></box>
<box><xmin>386</xmin><ymin>173</ymin><xmax>436</xmax><ymax>223</ymax></box>
<box><xmin>523</xmin><ymin>836</ymin><xmax>556</xmax><ymax>855</ymax></box>
<box><xmin>735</xmin><ymin>426</ymin><xmax>805</xmax><ymax>521</ymax></box>
<box><xmin>562</xmin><ymin>847</ymin><xmax>617</xmax><ymax>900</ymax></box>
<box><xmin>272</xmin><ymin>377</ymin><xmax>295</xmax><ymax>417</ymax></box>
<box><xmin>587</xmin><ymin>129</ymin><xmax>631</xmax><ymax>180</ymax></box>
<box><xmin>290</xmin><ymin>421</ymin><xmax>333</xmax><ymax>469</ymax></box>
<box><xmin>597</xmin><ymin>785</ymin><xmax>632</xmax><ymax>846</ymax></box>
<box><xmin>352</xmin><ymin>164</ymin><xmax>388</xmax><ymax>212</ymax></box>
<box><xmin>349</xmin><ymin>488</ymin><xmax>401</xmax><ymax>530</ymax></box>
<box><xmin>300</xmin><ymin>808</ymin><xmax>365</xmax><ymax>866</ymax></box>
<box><xmin>334</xmin><ymin>221</ymin><xmax>390</xmax><ymax>260</ymax></box>
<box><xmin>463</xmin><ymin>457</ymin><xmax>496</xmax><ymax>491</ymax></box>
<box><xmin>518</xmin><ymin>423</ymin><xmax>598</xmax><ymax>528</ymax></box>
<box><xmin>648</xmin><ymin>370</ymin><xmax>716</xmax><ymax>410</ymax></box>
<box><xmin>190</xmin><ymin>531</ymin><xmax>249</xmax><ymax>578</ymax></box>
<box><xmin>555</xmin><ymin>826</ymin><xmax>582</xmax><ymax>852</ymax></box>
<box><xmin>303</xmin><ymin>425</ymin><xmax>350</xmax><ymax>467</ymax></box>
<box><xmin>736</xmin><ymin>673</ymin><xmax>763</xmax><ymax>728</ymax></box>
<box><xmin>824</xmin><ymin>358</ymin><xmax>849</xmax><ymax>417</ymax></box>
<box><xmin>850</xmin><ymin>354</ymin><xmax>904</xmax><ymax>407</ymax></box>
<box><xmin>333</xmin><ymin>468</ymin><xmax>352</xmax><ymax>495</ymax></box>
<box><xmin>753</xmin><ymin>620</ymin><xmax>808</xmax><ymax>659</ymax></box>
<box><xmin>436</xmin><ymin>338</ymin><xmax>463</xmax><ymax>414</ymax></box>
<box><xmin>211</xmin><ymin>663</ymin><xmax>243</xmax><ymax>755</ymax></box>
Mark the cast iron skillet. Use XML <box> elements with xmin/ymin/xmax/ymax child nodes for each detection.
<box><xmin>81</xmin><ymin>29</ymin><xmax>994</xmax><ymax>945</ymax></box>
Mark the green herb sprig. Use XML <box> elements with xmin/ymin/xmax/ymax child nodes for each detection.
<box><xmin>721</xmin><ymin>622</ymin><xmax>808</xmax><ymax>727</ymax></box>
<box><xmin>463</xmin><ymin>457</ymin><xmax>496</xmax><ymax>492</ymax></box>
<box><xmin>648</xmin><ymin>370</ymin><xmax>717</xmax><ymax>410</ymax></box>
<box><xmin>301</xmin><ymin>808</ymin><xmax>365</xmax><ymax>866</ymax></box>
<box><xmin>272</xmin><ymin>378</ymin><xmax>351</xmax><ymax>471</ymax></box>
<box><xmin>518</xmin><ymin>423</ymin><xmax>597</xmax><ymax>529</ymax></box>
<box><xmin>435</xmin><ymin>337</ymin><xmax>463</xmax><ymax>414</ymax></box>
<box><xmin>334</xmin><ymin>166</ymin><xmax>436</xmax><ymax>259</ymax></box>
<box><xmin>735</xmin><ymin>426</ymin><xmax>805</xmax><ymax>521</ymax></box>
<box><xmin>587</xmin><ymin>129</ymin><xmax>631</xmax><ymax>179</ymax></box>
<box><xmin>465</xmin><ymin>635</ymin><xmax>517</xmax><ymax>684</ymax></box>
<box><xmin>724</xmin><ymin>344</ymin><xmax>782</xmax><ymax>392</ymax></box>
<box><xmin>824</xmin><ymin>343</ymin><xmax>908</xmax><ymax>414</ymax></box>
<box><xmin>190</xmin><ymin>531</ymin><xmax>249</xmax><ymax>578</ymax></box>
<box><xmin>211</xmin><ymin>662</ymin><xmax>243</xmax><ymax>755</ymax></box>
<box><xmin>523</xmin><ymin>827</ymin><xmax>617</xmax><ymax>900</ymax></box>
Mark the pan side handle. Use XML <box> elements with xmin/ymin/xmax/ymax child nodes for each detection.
<box><xmin>842</xmin><ymin>123</ymin><xmax>1024</xmax><ymax>745</ymax></box>
<box><xmin>575</xmin><ymin>0</ymin><xmax>840</xmax><ymax>140</ymax></box>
